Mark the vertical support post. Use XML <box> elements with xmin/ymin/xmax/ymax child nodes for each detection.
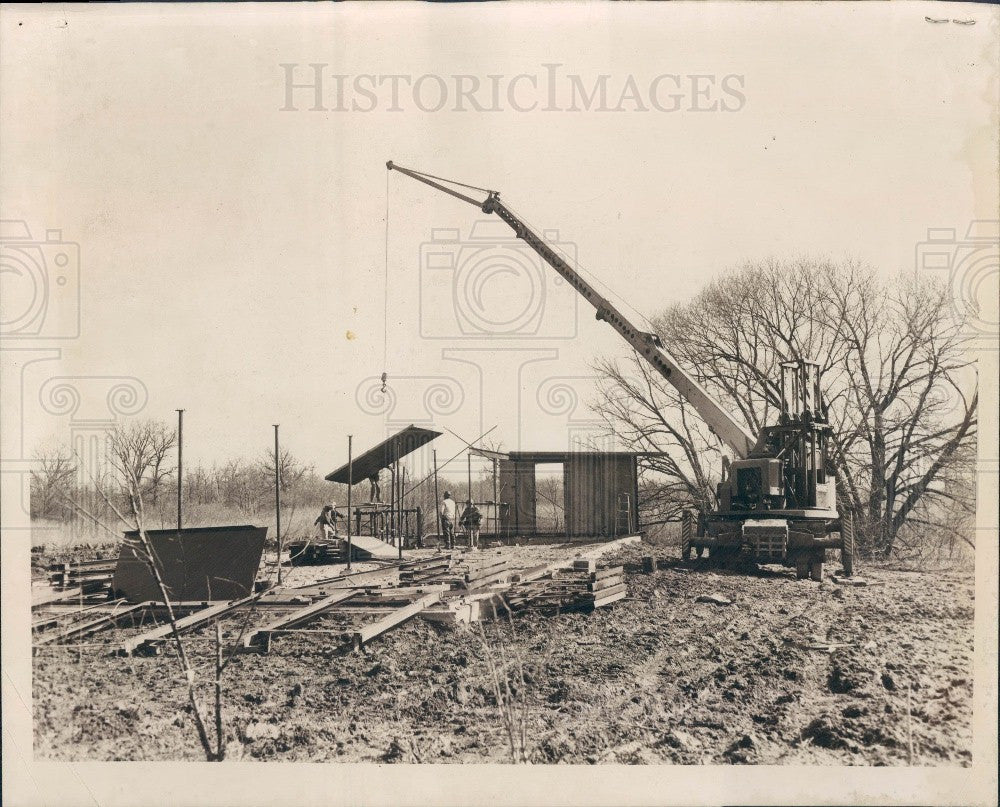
<box><xmin>416</xmin><ymin>505</ymin><xmax>423</xmax><ymax>548</ymax></box>
<box><xmin>346</xmin><ymin>434</ymin><xmax>353</xmax><ymax>572</ymax></box>
<box><xmin>467</xmin><ymin>451</ymin><xmax>472</xmax><ymax>505</ymax></box>
<box><xmin>433</xmin><ymin>450</ymin><xmax>441</xmax><ymax>539</ymax></box>
<box><xmin>808</xmin><ymin>430</ymin><xmax>817</xmax><ymax>507</ymax></box>
<box><xmin>799</xmin><ymin>433</ymin><xmax>807</xmax><ymax>504</ymax></box>
<box><xmin>394</xmin><ymin>460</ymin><xmax>401</xmax><ymax>550</ymax></box>
<box><xmin>799</xmin><ymin>363</ymin><xmax>807</xmax><ymax>418</ymax></box>
<box><xmin>633</xmin><ymin>455</ymin><xmax>640</xmax><ymax>534</ymax></box>
<box><xmin>398</xmin><ymin>465</ymin><xmax>405</xmax><ymax>559</ymax></box>
<box><xmin>780</xmin><ymin>365</ymin><xmax>787</xmax><ymax>422</ymax></box>
<box><xmin>274</xmin><ymin>424</ymin><xmax>282</xmax><ymax>586</ymax></box>
<box><xmin>800</xmin><ymin>362</ymin><xmax>807</xmax><ymax>417</ymax></box>
<box><xmin>176</xmin><ymin>409</ymin><xmax>184</xmax><ymax>531</ymax></box>
<box><xmin>492</xmin><ymin>458</ymin><xmax>498</xmax><ymax>541</ymax></box>
<box><xmin>388</xmin><ymin>462</ymin><xmax>396</xmax><ymax>547</ymax></box>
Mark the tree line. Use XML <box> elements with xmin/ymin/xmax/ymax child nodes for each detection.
<box><xmin>595</xmin><ymin>259</ymin><xmax>977</xmax><ymax>562</ymax></box>
<box><xmin>30</xmin><ymin>421</ymin><xmax>501</xmax><ymax>543</ymax></box>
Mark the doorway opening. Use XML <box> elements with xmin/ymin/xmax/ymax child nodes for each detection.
<box><xmin>533</xmin><ymin>463</ymin><xmax>565</xmax><ymax>535</ymax></box>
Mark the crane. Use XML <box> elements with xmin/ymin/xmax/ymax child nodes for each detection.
<box><xmin>386</xmin><ymin>161</ymin><xmax>853</xmax><ymax>580</ymax></box>
<box><xmin>386</xmin><ymin>161</ymin><xmax>756</xmax><ymax>459</ymax></box>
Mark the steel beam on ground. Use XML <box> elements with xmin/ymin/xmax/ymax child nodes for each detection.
<box><xmin>31</xmin><ymin>588</ymin><xmax>86</xmax><ymax>608</ymax></box>
<box><xmin>507</xmin><ymin>534</ymin><xmax>642</xmax><ymax>587</ymax></box>
<box><xmin>242</xmin><ymin>588</ymin><xmax>360</xmax><ymax>650</ymax></box>
<box><xmin>307</xmin><ymin>564</ymin><xmax>402</xmax><ymax>589</ymax></box>
<box><xmin>119</xmin><ymin>593</ymin><xmax>263</xmax><ymax>656</ymax></box>
<box><xmin>33</xmin><ymin>601</ymin><xmax>151</xmax><ymax>646</ymax></box>
<box><xmin>350</xmin><ymin>592</ymin><xmax>440</xmax><ymax>650</ymax></box>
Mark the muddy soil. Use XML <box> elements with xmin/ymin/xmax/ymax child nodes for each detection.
<box><xmin>32</xmin><ymin>543</ymin><xmax>973</xmax><ymax>765</ymax></box>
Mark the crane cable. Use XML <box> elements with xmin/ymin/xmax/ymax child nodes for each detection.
<box><xmin>399</xmin><ymin>165</ymin><xmax>495</xmax><ymax>196</ymax></box>
<box><xmin>381</xmin><ymin>169</ymin><xmax>390</xmax><ymax>395</ymax></box>
<box><xmin>380</xmin><ymin>165</ymin><xmax>491</xmax><ymax>398</ymax></box>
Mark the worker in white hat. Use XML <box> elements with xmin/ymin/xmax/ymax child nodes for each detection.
<box><xmin>440</xmin><ymin>491</ymin><xmax>456</xmax><ymax>549</ymax></box>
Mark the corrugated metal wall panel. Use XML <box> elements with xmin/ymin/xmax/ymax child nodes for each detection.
<box><xmin>564</xmin><ymin>455</ymin><xmax>637</xmax><ymax>537</ymax></box>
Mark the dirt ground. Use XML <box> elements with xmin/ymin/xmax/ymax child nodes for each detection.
<box><xmin>32</xmin><ymin>541</ymin><xmax>974</xmax><ymax>765</ymax></box>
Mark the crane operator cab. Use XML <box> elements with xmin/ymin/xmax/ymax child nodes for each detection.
<box><xmin>687</xmin><ymin>359</ymin><xmax>852</xmax><ymax>581</ymax></box>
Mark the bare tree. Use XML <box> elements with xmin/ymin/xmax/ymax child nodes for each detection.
<box><xmin>216</xmin><ymin>458</ymin><xmax>259</xmax><ymax>516</ymax></box>
<box><xmin>101</xmin><ymin>419</ymin><xmax>177</xmax><ymax>508</ymax></box>
<box><xmin>594</xmin><ymin>259</ymin><xmax>977</xmax><ymax>559</ymax></box>
<box><xmin>259</xmin><ymin>447</ymin><xmax>308</xmax><ymax>492</ymax></box>
<box><xmin>534</xmin><ymin>475</ymin><xmax>564</xmax><ymax>532</ymax></box>
<box><xmin>30</xmin><ymin>449</ymin><xmax>78</xmax><ymax>521</ymax></box>
<box><xmin>817</xmin><ymin>268</ymin><xmax>977</xmax><ymax>556</ymax></box>
<box><xmin>595</xmin><ymin>355</ymin><xmax>721</xmax><ymax>521</ymax></box>
<box><xmin>146</xmin><ymin>423</ymin><xmax>177</xmax><ymax>507</ymax></box>
<box><xmin>257</xmin><ymin>447</ymin><xmax>311</xmax><ymax>538</ymax></box>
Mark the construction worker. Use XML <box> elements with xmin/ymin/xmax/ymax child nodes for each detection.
<box><xmin>460</xmin><ymin>499</ymin><xmax>482</xmax><ymax>550</ymax></box>
<box><xmin>440</xmin><ymin>491</ymin><xmax>456</xmax><ymax>549</ymax></box>
<box><xmin>368</xmin><ymin>470</ymin><xmax>382</xmax><ymax>504</ymax></box>
<box><xmin>314</xmin><ymin>503</ymin><xmax>339</xmax><ymax>541</ymax></box>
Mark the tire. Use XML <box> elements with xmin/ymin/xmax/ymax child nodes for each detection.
<box><xmin>681</xmin><ymin>510</ymin><xmax>695</xmax><ymax>561</ymax></box>
<box><xmin>840</xmin><ymin>508</ymin><xmax>856</xmax><ymax>577</ymax></box>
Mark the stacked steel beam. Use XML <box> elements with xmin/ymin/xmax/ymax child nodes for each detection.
<box><xmin>504</xmin><ymin>563</ymin><xmax>626</xmax><ymax>612</ymax></box>
<box><xmin>286</xmin><ymin>539</ymin><xmax>344</xmax><ymax>565</ymax></box>
<box><xmin>398</xmin><ymin>554</ymin><xmax>453</xmax><ymax>585</ymax></box>
<box><xmin>47</xmin><ymin>559</ymin><xmax>115</xmax><ymax>593</ymax></box>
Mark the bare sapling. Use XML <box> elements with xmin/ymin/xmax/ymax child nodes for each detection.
<box><xmin>474</xmin><ymin>598</ymin><xmax>532</xmax><ymax>763</ymax></box>
<box><xmin>53</xmin><ymin>421</ymin><xmax>236</xmax><ymax>760</ymax></box>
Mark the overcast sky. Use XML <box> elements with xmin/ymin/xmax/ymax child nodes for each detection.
<box><xmin>2</xmin><ymin>2</ymin><xmax>996</xmax><ymax>479</ymax></box>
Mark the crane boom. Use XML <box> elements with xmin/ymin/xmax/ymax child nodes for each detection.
<box><xmin>386</xmin><ymin>161</ymin><xmax>757</xmax><ymax>459</ymax></box>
